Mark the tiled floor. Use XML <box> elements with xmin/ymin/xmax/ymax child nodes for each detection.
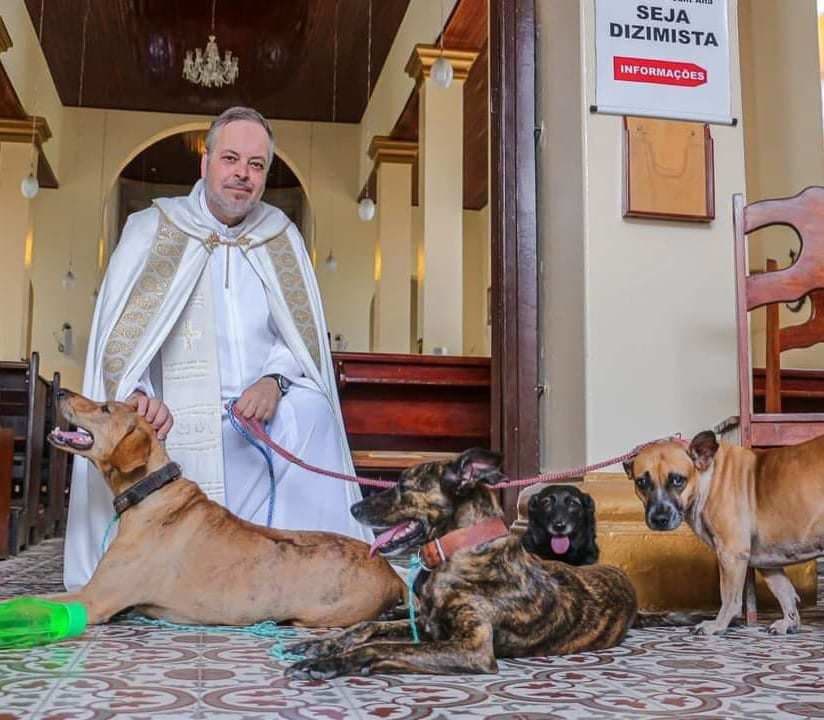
<box><xmin>1</xmin><ymin>540</ymin><xmax>823</xmax><ymax>720</ymax></box>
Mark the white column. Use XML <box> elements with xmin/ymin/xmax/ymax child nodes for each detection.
<box><xmin>406</xmin><ymin>45</ymin><xmax>478</xmax><ymax>355</ymax></box>
<box><xmin>369</xmin><ymin>137</ymin><xmax>417</xmax><ymax>353</ymax></box>
<box><xmin>0</xmin><ymin>140</ymin><xmax>35</xmax><ymax>359</ymax></box>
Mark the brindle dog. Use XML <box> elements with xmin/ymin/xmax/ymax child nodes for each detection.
<box><xmin>286</xmin><ymin>448</ymin><xmax>638</xmax><ymax>678</ymax></box>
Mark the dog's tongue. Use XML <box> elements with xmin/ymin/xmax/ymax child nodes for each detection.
<box><xmin>369</xmin><ymin>521</ymin><xmax>415</xmax><ymax>558</ymax></box>
<box><xmin>550</xmin><ymin>535</ymin><xmax>570</xmax><ymax>555</ymax></box>
<box><xmin>50</xmin><ymin>428</ymin><xmax>93</xmax><ymax>449</ymax></box>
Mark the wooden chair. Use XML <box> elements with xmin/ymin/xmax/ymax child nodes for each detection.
<box><xmin>734</xmin><ymin>185</ymin><xmax>824</xmax><ymax>623</ymax></box>
<box><xmin>0</xmin><ymin>352</ymin><xmax>48</xmax><ymax>554</ymax></box>
<box><xmin>762</xmin><ymin>256</ymin><xmax>824</xmax><ymax>413</ymax></box>
<box><xmin>735</xmin><ymin>186</ymin><xmax>824</xmax><ymax>448</ymax></box>
<box><xmin>0</xmin><ymin>427</ymin><xmax>13</xmax><ymax>559</ymax></box>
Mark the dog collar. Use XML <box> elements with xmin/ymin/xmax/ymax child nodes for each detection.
<box><xmin>113</xmin><ymin>462</ymin><xmax>182</xmax><ymax>516</ymax></box>
<box><xmin>419</xmin><ymin>516</ymin><xmax>509</xmax><ymax>570</ymax></box>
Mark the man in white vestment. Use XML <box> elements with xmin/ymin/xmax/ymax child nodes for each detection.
<box><xmin>64</xmin><ymin>107</ymin><xmax>370</xmax><ymax>591</ymax></box>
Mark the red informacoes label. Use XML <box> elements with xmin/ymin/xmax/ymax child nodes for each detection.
<box><xmin>613</xmin><ymin>56</ymin><xmax>707</xmax><ymax>87</ymax></box>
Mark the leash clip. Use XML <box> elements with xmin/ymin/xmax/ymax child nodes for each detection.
<box><xmin>416</xmin><ymin>549</ymin><xmax>435</xmax><ymax>573</ymax></box>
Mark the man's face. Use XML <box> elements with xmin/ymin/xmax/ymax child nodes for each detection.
<box><xmin>201</xmin><ymin>120</ymin><xmax>270</xmax><ymax>226</ymax></box>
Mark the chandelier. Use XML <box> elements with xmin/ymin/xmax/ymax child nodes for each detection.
<box><xmin>183</xmin><ymin>0</ymin><xmax>239</xmax><ymax>88</ymax></box>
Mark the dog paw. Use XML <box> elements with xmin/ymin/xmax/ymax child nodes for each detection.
<box><xmin>285</xmin><ymin>658</ymin><xmax>344</xmax><ymax>680</ymax></box>
<box><xmin>691</xmin><ymin>620</ymin><xmax>727</xmax><ymax>636</ymax></box>
<box><xmin>285</xmin><ymin>639</ymin><xmax>335</xmax><ymax>659</ymax></box>
<box><xmin>767</xmin><ymin>619</ymin><xmax>799</xmax><ymax>635</ymax></box>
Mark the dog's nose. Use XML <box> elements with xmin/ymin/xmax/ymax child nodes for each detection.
<box><xmin>552</xmin><ymin>521</ymin><xmax>566</xmax><ymax>532</ymax></box>
<box><xmin>649</xmin><ymin>511</ymin><xmax>672</xmax><ymax>530</ymax></box>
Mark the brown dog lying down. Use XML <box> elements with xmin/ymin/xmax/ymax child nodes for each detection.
<box><xmin>286</xmin><ymin>449</ymin><xmax>639</xmax><ymax>678</ymax></box>
<box><xmin>627</xmin><ymin>431</ymin><xmax>824</xmax><ymax>635</ymax></box>
<box><xmin>48</xmin><ymin>390</ymin><xmax>403</xmax><ymax>627</ymax></box>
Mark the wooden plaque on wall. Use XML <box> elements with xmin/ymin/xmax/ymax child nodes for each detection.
<box><xmin>623</xmin><ymin>116</ymin><xmax>715</xmax><ymax>222</ymax></box>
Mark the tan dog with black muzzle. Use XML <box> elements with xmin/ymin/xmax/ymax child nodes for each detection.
<box><xmin>47</xmin><ymin>390</ymin><xmax>404</xmax><ymax>628</ymax></box>
<box><xmin>625</xmin><ymin>431</ymin><xmax>824</xmax><ymax>636</ymax></box>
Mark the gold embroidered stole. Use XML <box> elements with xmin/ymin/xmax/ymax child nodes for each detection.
<box><xmin>102</xmin><ymin>218</ymin><xmax>188</xmax><ymax>399</ymax></box>
<box><xmin>262</xmin><ymin>233</ymin><xmax>322</xmax><ymax>373</ymax></box>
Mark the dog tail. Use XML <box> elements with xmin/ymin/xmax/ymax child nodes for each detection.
<box><xmin>633</xmin><ymin>611</ymin><xmax>743</xmax><ymax>628</ymax></box>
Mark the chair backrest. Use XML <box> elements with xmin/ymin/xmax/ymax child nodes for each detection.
<box><xmin>763</xmin><ymin>258</ymin><xmax>824</xmax><ymax>413</ymax></box>
<box><xmin>734</xmin><ymin>186</ymin><xmax>824</xmax><ymax>446</ymax></box>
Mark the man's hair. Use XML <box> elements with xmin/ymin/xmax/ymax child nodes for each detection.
<box><xmin>204</xmin><ymin>106</ymin><xmax>275</xmax><ymax>167</ymax></box>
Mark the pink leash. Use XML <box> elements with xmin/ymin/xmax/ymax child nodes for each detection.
<box><xmin>228</xmin><ymin>404</ymin><xmax>688</xmax><ymax>490</ymax></box>
<box><xmin>230</xmin><ymin>405</ymin><xmax>395</xmax><ymax>488</ymax></box>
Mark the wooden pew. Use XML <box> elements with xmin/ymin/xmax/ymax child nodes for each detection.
<box><xmin>43</xmin><ymin>372</ymin><xmax>69</xmax><ymax>537</ymax></box>
<box><xmin>0</xmin><ymin>428</ymin><xmax>12</xmax><ymax>559</ymax></box>
<box><xmin>0</xmin><ymin>353</ymin><xmax>48</xmax><ymax>554</ymax></box>
<box><xmin>333</xmin><ymin>352</ymin><xmax>491</xmax><ymax>480</ymax></box>
<box><xmin>753</xmin><ymin>367</ymin><xmax>824</xmax><ymax>413</ymax></box>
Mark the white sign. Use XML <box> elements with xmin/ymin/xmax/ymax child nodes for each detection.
<box><xmin>595</xmin><ymin>0</ymin><xmax>733</xmax><ymax>124</ymax></box>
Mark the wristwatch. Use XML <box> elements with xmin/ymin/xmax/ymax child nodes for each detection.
<box><xmin>264</xmin><ymin>373</ymin><xmax>292</xmax><ymax>396</ymax></box>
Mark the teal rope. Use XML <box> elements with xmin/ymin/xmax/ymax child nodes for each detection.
<box><xmin>406</xmin><ymin>555</ymin><xmax>421</xmax><ymax>644</ymax></box>
<box><xmin>127</xmin><ymin>614</ymin><xmax>304</xmax><ymax>662</ymax></box>
<box><xmin>100</xmin><ymin>513</ymin><xmax>119</xmax><ymax>555</ymax></box>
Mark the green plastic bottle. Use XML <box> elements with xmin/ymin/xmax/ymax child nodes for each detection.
<box><xmin>0</xmin><ymin>597</ymin><xmax>88</xmax><ymax>649</ymax></box>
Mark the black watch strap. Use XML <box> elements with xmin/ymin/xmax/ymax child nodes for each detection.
<box><xmin>264</xmin><ymin>373</ymin><xmax>292</xmax><ymax>396</ymax></box>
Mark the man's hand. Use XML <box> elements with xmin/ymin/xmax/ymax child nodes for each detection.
<box><xmin>126</xmin><ymin>391</ymin><xmax>174</xmax><ymax>441</ymax></box>
<box><xmin>235</xmin><ymin>377</ymin><xmax>282</xmax><ymax>422</ymax></box>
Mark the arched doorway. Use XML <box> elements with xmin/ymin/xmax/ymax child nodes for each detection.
<box><xmin>115</xmin><ymin>130</ymin><xmax>311</xmax><ymax>248</ymax></box>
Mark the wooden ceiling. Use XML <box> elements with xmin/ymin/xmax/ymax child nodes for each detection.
<box><xmin>23</xmin><ymin>0</ymin><xmax>410</xmax><ymax>122</ymax></box>
<box><xmin>119</xmin><ymin>131</ymin><xmax>300</xmax><ymax>189</ymax></box>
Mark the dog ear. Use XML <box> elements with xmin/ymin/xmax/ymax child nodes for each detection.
<box><xmin>622</xmin><ymin>459</ymin><xmax>634</xmax><ymax>479</ymax></box>
<box><xmin>688</xmin><ymin>430</ymin><xmax>719</xmax><ymax>472</ymax></box>
<box><xmin>110</xmin><ymin>423</ymin><xmax>151</xmax><ymax>474</ymax></box>
<box><xmin>446</xmin><ymin>448</ymin><xmax>505</xmax><ymax>494</ymax></box>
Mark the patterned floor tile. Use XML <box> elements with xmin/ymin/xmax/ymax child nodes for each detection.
<box><xmin>0</xmin><ymin>540</ymin><xmax>822</xmax><ymax>719</ymax></box>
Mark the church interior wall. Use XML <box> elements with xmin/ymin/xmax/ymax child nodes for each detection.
<box><xmin>538</xmin><ymin>0</ymin><xmax>747</xmax><ymax>471</ymax></box>
<box><xmin>358</xmin><ymin>0</ymin><xmax>460</xmax><ymax>190</ymax></box>
<box><xmin>462</xmin><ymin>205</ymin><xmax>491</xmax><ymax>357</ymax></box>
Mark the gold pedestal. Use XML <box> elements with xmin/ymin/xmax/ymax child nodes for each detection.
<box><xmin>513</xmin><ymin>475</ymin><xmax>817</xmax><ymax>611</ymax></box>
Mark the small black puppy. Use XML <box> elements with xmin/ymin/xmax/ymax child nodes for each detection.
<box><xmin>522</xmin><ymin>484</ymin><xmax>598</xmax><ymax>565</ymax></box>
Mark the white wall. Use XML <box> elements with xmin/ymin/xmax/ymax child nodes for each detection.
<box><xmin>538</xmin><ymin>0</ymin><xmax>747</xmax><ymax>469</ymax></box>
<box><xmin>537</xmin><ymin>0</ymin><xmax>587</xmax><ymax>471</ymax></box>
<box><xmin>463</xmin><ymin>206</ymin><xmax>490</xmax><ymax>356</ymax></box>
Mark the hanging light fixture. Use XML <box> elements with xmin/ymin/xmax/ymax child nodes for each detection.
<box><xmin>358</xmin><ymin>0</ymin><xmax>376</xmax><ymax>222</ymax></box>
<box><xmin>431</xmin><ymin>0</ymin><xmax>453</xmax><ymax>89</ymax></box>
<box><xmin>183</xmin><ymin>0</ymin><xmax>239</xmax><ymax>88</ymax></box>
<box><xmin>358</xmin><ymin>196</ymin><xmax>376</xmax><ymax>221</ymax></box>
<box><xmin>21</xmin><ymin>0</ymin><xmax>46</xmax><ymax>199</ymax></box>
<box><xmin>21</xmin><ymin>173</ymin><xmax>39</xmax><ymax>199</ymax></box>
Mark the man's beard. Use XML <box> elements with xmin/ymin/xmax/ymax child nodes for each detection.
<box><xmin>205</xmin><ymin>184</ymin><xmax>259</xmax><ymax>225</ymax></box>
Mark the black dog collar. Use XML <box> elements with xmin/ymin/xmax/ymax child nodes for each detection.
<box><xmin>113</xmin><ymin>462</ymin><xmax>182</xmax><ymax>516</ymax></box>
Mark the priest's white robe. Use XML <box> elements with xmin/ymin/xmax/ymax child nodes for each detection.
<box><xmin>63</xmin><ymin>181</ymin><xmax>369</xmax><ymax>591</ymax></box>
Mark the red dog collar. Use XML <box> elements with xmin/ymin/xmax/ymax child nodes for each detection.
<box><xmin>419</xmin><ymin>516</ymin><xmax>509</xmax><ymax>570</ymax></box>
